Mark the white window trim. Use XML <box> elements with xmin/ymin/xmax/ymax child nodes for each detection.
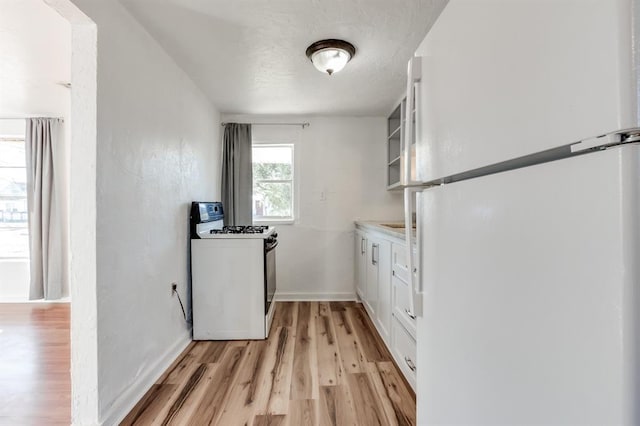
<box><xmin>0</xmin><ymin>136</ymin><xmax>29</xmax><ymax>259</ymax></box>
<box><xmin>252</xmin><ymin>142</ymin><xmax>298</xmax><ymax>225</ymax></box>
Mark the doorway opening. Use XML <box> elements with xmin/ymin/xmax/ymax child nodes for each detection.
<box><xmin>0</xmin><ymin>0</ymin><xmax>98</xmax><ymax>424</ymax></box>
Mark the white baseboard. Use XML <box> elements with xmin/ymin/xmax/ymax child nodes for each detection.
<box><xmin>275</xmin><ymin>292</ymin><xmax>356</xmax><ymax>302</ymax></box>
<box><xmin>99</xmin><ymin>332</ymin><xmax>192</xmax><ymax>426</ymax></box>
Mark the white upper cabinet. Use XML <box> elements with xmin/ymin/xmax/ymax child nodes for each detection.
<box><xmin>387</xmin><ymin>102</ymin><xmax>403</xmax><ymax>189</ymax></box>
<box><xmin>414</xmin><ymin>0</ymin><xmax>637</xmax><ymax>183</ymax></box>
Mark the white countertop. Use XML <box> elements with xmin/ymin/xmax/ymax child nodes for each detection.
<box><xmin>354</xmin><ymin>220</ymin><xmax>416</xmax><ymax>240</ymax></box>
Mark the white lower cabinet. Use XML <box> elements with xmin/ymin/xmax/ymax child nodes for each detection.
<box><xmin>364</xmin><ymin>238</ymin><xmax>378</xmax><ymax>316</ymax></box>
<box><xmin>373</xmin><ymin>237</ymin><xmax>391</xmax><ymax>343</ymax></box>
<box><xmin>392</xmin><ymin>275</ymin><xmax>416</xmax><ymax>338</ymax></box>
<box><xmin>391</xmin><ymin>240</ymin><xmax>411</xmax><ymax>283</ymax></box>
<box><xmin>355</xmin><ymin>224</ymin><xmax>417</xmax><ymax>390</ymax></box>
<box><xmin>354</xmin><ymin>230</ymin><xmax>367</xmax><ymax>300</ymax></box>
<box><xmin>392</xmin><ymin>316</ymin><xmax>417</xmax><ymax>389</ymax></box>
<box><xmin>363</xmin><ymin>235</ymin><xmax>391</xmax><ymax>344</ymax></box>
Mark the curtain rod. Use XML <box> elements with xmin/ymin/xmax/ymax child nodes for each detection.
<box><xmin>221</xmin><ymin>122</ymin><xmax>309</xmax><ymax>128</ymax></box>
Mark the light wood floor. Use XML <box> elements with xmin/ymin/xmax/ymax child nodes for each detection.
<box><xmin>123</xmin><ymin>301</ymin><xmax>416</xmax><ymax>426</ymax></box>
<box><xmin>0</xmin><ymin>303</ymin><xmax>71</xmax><ymax>425</ymax></box>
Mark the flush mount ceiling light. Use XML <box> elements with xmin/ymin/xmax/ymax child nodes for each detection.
<box><xmin>306</xmin><ymin>39</ymin><xmax>356</xmax><ymax>75</ymax></box>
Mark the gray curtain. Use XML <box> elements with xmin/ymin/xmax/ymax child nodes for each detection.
<box><xmin>25</xmin><ymin>118</ymin><xmax>63</xmax><ymax>300</ymax></box>
<box><xmin>221</xmin><ymin>123</ymin><xmax>253</xmax><ymax>225</ymax></box>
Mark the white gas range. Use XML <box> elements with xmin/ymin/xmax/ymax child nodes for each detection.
<box><xmin>190</xmin><ymin>202</ymin><xmax>277</xmax><ymax>340</ymax></box>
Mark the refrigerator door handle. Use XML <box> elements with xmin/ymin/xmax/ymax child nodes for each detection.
<box><xmin>403</xmin><ymin>56</ymin><xmax>422</xmax><ymax>186</ymax></box>
<box><xmin>404</xmin><ymin>187</ymin><xmax>423</xmax><ymax>318</ymax></box>
<box><xmin>416</xmin><ymin>191</ymin><xmax>424</xmax><ymax>302</ymax></box>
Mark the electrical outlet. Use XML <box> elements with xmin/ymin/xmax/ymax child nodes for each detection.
<box><xmin>171</xmin><ymin>282</ymin><xmax>177</xmax><ymax>294</ymax></box>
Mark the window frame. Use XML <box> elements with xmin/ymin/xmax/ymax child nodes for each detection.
<box><xmin>0</xmin><ymin>136</ymin><xmax>29</xmax><ymax>259</ymax></box>
<box><xmin>252</xmin><ymin>143</ymin><xmax>296</xmax><ymax>225</ymax></box>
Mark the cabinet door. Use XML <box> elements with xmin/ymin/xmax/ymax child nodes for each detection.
<box><xmin>391</xmin><ymin>317</ymin><xmax>417</xmax><ymax>390</ymax></box>
<box><xmin>375</xmin><ymin>238</ymin><xmax>392</xmax><ymax>344</ymax></box>
<box><xmin>391</xmin><ymin>242</ymin><xmax>418</xmax><ymax>336</ymax></box>
<box><xmin>354</xmin><ymin>231</ymin><xmax>367</xmax><ymax>299</ymax></box>
<box><xmin>392</xmin><ymin>275</ymin><xmax>417</xmax><ymax>338</ymax></box>
<box><xmin>365</xmin><ymin>238</ymin><xmax>379</xmax><ymax>316</ymax></box>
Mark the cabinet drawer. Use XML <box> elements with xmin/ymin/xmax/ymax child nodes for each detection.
<box><xmin>391</xmin><ymin>242</ymin><xmax>416</xmax><ymax>283</ymax></box>
<box><xmin>392</xmin><ymin>317</ymin><xmax>417</xmax><ymax>389</ymax></box>
<box><xmin>392</xmin><ymin>276</ymin><xmax>416</xmax><ymax>338</ymax></box>
<box><xmin>391</xmin><ymin>243</ymin><xmax>409</xmax><ymax>282</ymax></box>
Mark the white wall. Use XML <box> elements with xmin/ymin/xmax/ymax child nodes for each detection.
<box><xmin>0</xmin><ymin>259</ymin><xmax>29</xmax><ymax>300</ymax></box>
<box><xmin>222</xmin><ymin>115</ymin><xmax>403</xmax><ymax>300</ymax></box>
<box><xmin>0</xmin><ymin>0</ymin><xmax>72</xmax><ymax>300</ymax></box>
<box><xmin>67</xmin><ymin>1</ymin><xmax>221</xmax><ymax>423</ymax></box>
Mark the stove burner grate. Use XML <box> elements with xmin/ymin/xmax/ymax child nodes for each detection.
<box><xmin>210</xmin><ymin>225</ymin><xmax>269</xmax><ymax>234</ymax></box>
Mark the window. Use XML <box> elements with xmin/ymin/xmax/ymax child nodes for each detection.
<box><xmin>0</xmin><ymin>136</ymin><xmax>28</xmax><ymax>258</ymax></box>
<box><xmin>252</xmin><ymin>144</ymin><xmax>294</xmax><ymax>222</ymax></box>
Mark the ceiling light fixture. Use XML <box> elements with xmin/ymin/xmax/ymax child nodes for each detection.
<box><xmin>306</xmin><ymin>39</ymin><xmax>356</xmax><ymax>76</ymax></box>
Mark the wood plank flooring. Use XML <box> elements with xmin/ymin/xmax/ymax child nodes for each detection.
<box><xmin>123</xmin><ymin>302</ymin><xmax>416</xmax><ymax>426</ymax></box>
<box><xmin>0</xmin><ymin>303</ymin><xmax>71</xmax><ymax>425</ymax></box>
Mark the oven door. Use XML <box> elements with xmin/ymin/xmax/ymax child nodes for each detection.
<box><xmin>264</xmin><ymin>239</ymin><xmax>277</xmax><ymax>314</ymax></box>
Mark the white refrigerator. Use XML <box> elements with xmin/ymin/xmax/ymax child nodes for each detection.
<box><xmin>403</xmin><ymin>1</ymin><xmax>640</xmax><ymax>424</ymax></box>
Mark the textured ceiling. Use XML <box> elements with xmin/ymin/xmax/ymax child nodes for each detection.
<box><xmin>120</xmin><ymin>0</ymin><xmax>448</xmax><ymax>116</ymax></box>
<box><xmin>0</xmin><ymin>0</ymin><xmax>71</xmax><ymax>117</ymax></box>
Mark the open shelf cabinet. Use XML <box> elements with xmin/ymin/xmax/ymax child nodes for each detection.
<box><xmin>387</xmin><ymin>89</ymin><xmax>417</xmax><ymax>190</ymax></box>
